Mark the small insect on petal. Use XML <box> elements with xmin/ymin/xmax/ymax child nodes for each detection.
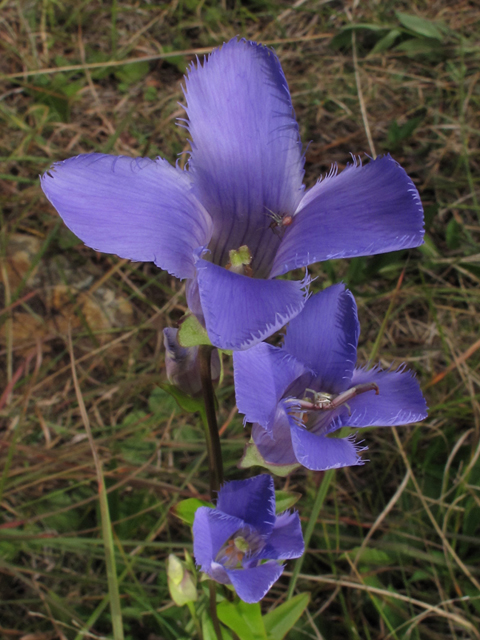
<box><xmin>265</xmin><ymin>208</ymin><xmax>294</xmax><ymax>234</ymax></box>
<box><xmin>294</xmin><ymin>382</ymin><xmax>380</xmax><ymax>413</ymax></box>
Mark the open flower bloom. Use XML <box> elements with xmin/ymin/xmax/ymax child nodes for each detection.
<box><xmin>41</xmin><ymin>38</ymin><xmax>425</xmax><ymax>350</ymax></box>
<box><xmin>192</xmin><ymin>475</ymin><xmax>304</xmax><ymax>603</ymax></box>
<box><xmin>234</xmin><ymin>284</ymin><xmax>428</xmax><ymax>471</ymax></box>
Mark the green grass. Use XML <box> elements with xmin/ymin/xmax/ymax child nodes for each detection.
<box><xmin>1</xmin><ymin>1</ymin><xmax>480</xmax><ymax>638</ymax></box>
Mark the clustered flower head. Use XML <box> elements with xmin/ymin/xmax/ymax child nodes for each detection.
<box><xmin>192</xmin><ymin>475</ymin><xmax>304</xmax><ymax>603</ymax></box>
<box><xmin>40</xmin><ymin>36</ymin><xmax>428</xmax><ymax>605</ymax></box>
<box><xmin>234</xmin><ymin>284</ymin><xmax>428</xmax><ymax>471</ymax></box>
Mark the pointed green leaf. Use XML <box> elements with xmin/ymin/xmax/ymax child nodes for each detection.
<box><xmin>177</xmin><ymin>314</ymin><xmax>212</xmax><ymax>347</ymax></box>
<box><xmin>395</xmin><ymin>38</ymin><xmax>442</xmax><ymax>55</ymax></box>
<box><xmin>370</xmin><ymin>29</ymin><xmax>401</xmax><ymax>54</ymax></box>
<box><xmin>396</xmin><ymin>12</ymin><xmax>444</xmax><ymax>40</ymax></box>
<box><xmin>159</xmin><ymin>383</ymin><xmax>204</xmax><ymax>414</ymax></box>
<box><xmin>217</xmin><ymin>600</ymin><xmax>267</xmax><ymax>640</ymax></box>
<box><xmin>174</xmin><ymin>498</ymin><xmax>214</xmax><ymax>527</ymax></box>
<box><xmin>274</xmin><ymin>490</ymin><xmax>302</xmax><ymax>514</ymax></box>
<box><xmin>239</xmin><ymin>440</ymin><xmax>300</xmax><ymax>477</ymax></box>
<box><xmin>263</xmin><ymin>593</ymin><xmax>310</xmax><ymax>640</ymax></box>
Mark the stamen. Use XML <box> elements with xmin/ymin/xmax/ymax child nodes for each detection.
<box><xmin>215</xmin><ymin>527</ymin><xmax>265</xmax><ymax>569</ymax></box>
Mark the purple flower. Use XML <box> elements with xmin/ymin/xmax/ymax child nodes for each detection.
<box><xmin>41</xmin><ymin>38</ymin><xmax>425</xmax><ymax>351</ymax></box>
<box><xmin>233</xmin><ymin>284</ymin><xmax>428</xmax><ymax>471</ymax></box>
<box><xmin>192</xmin><ymin>475</ymin><xmax>304</xmax><ymax>603</ymax></box>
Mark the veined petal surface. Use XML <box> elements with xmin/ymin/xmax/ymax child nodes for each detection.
<box><xmin>184</xmin><ymin>38</ymin><xmax>305</xmax><ymax>276</ymax></box>
<box><xmin>195</xmin><ymin>257</ymin><xmax>309</xmax><ymax>350</ymax></box>
<box><xmin>282</xmin><ymin>284</ymin><xmax>359</xmax><ymax>393</ymax></box>
<box><xmin>227</xmin><ymin>562</ymin><xmax>284</xmax><ymax>604</ymax></box>
<box><xmin>252</xmin><ymin>403</ymin><xmax>298</xmax><ymax>465</ymax></box>
<box><xmin>217</xmin><ymin>475</ymin><xmax>275</xmax><ymax>536</ymax></box>
<box><xmin>290</xmin><ymin>423</ymin><xmax>366</xmax><ymax>471</ymax></box>
<box><xmin>41</xmin><ymin>154</ymin><xmax>212</xmax><ymax>279</ymax></box>
<box><xmin>234</xmin><ymin>343</ymin><xmax>311</xmax><ymax>430</ymax></box>
<box><xmin>192</xmin><ymin>508</ymin><xmax>245</xmax><ymax>571</ymax></box>
<box><xmin>271</xmin><ymin>155</ymin><xmax>424</xmax><ymax>277</ymax></box>
<box><xmin>341</xmin><ymin>365</ymin><xmax>428</xmax><ymax>428</ymax></box>
<box><xmin>258</xmin><ymin>511</ymin><xmax>304</xmax><ymax>560</ymax></box>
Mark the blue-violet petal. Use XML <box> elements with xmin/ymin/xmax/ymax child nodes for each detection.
<box><xmin>41</xmin><ymin>153</ymin><xmax>212</xmax><ymax>280</ymax></box>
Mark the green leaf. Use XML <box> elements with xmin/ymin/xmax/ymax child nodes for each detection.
<box><xmin>274</xmin><ymin>490</ymin><xmax>302</xmax><ymax>514</ymax></box>
<box><xmin>387</xmin><ymin>115</ymin><xmax>423</xmax><ymax>147</ymax></box>
<box><xmin>330</xmin><ymin>23</ymin><xmax>387</xmax><ymax>50</ymax></box>
<box><xmin>57</xmin><ymin>227</ymin><xmax>81</xmax><ymax>250</ymax></box>
<box><xmin>410</xmin><ymin>569</ymin><xmax>432</xmax><ymax>583</ymax></box>
<box><xmin>174</xmin><ymin>498</ymin><xmax>214</xmax><ymax>527</ymax></box>
<box><xmin>217</xmin><ymin>600</ymin><xmax>267</xmax><ymax>640</ymax></box>
<box><xmin>345</xmin><ymin>547</ymin><xmax>394</xmax><ymax>566</ymax></box>
<box><xmin>177</xmin><ymin>314</ymin><xmax>212</xmax><ymax>347</ymax></box>
<box><xmin>418</xmin><ymin>234</ymin><xmax>439</xmax><ymax>258</ymax></box>
<box><xmin>263</xmin><ymin>593</ymin><xmax>310</xmax><ymax>640</ymax></box>
<box><xmin>395</xmin><ymin>37</ymin><xmax>443</xmax><ymax>55</ymax></box>
<box><xmin>202</xmin><ymin>611</ymin><xmax>233</xmax><ymax>640</ymax></box>
<box><xmin>159</xmin><ymin>383</ymin><xmax>204</xmax><ymax>414</ymax></box>
<box><xmin>162</xmin><ymin>44</ymin><xmax>188</xmax><ymax>73</ymax></box>
<box><xmin>396</xmin><ymin>12</ymin><xmax>444</xmax><ymax>40</ymax></box>
<box><xmin>148</xmin><ymin>386</ymin><xmax>178</xmax><ymax>415</ymax></box>
<box><xmin>239</xmin><ymin>440</ymin><xmax>300</xmax><ymax>477</ymax></box>
<box><xmin>114</xmin><ymin>60</ymin><xmax>150</xmax><ymax>85</ymax></box>
<box><xmin>370</xmin><ymin>29</ymin><xmax>401</xmax><ymax>54</ymax></box>
<box><xmin>446</xmin><ymin>218</ymin><xmax>462</xmax><ymax>250</ymax></box>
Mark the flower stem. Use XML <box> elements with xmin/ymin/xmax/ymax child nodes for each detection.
<box><xmin>209</xmin><ymin>582</ymin><xmax>223</xmax><ymax>640</ymax></box>
<box><xmin>199</xmin><ymin>346</ymin><xmax>224</xmax><ymax>640</ymax></box>
<box><xmin>187</xmin><ymin>601</ymin><xmax>203</xmax><ymax>640</ymax></box>
<box><xmin>287</xmin><ymin>468</ymin><xmax>335</xmax><ymax>598</ymax></box>
<box><xmin>198</xmin><ymin>345</ymin><xmax>224</xmax><ymax>501</ymax></box>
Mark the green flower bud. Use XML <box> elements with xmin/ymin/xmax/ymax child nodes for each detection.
<box><xmin>167</xmin><ymin>553</ymin><xmax>197</xmax><ymax>606</ymax></box>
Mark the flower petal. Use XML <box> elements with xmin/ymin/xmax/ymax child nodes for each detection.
<box><xmin>227</xmin><ymin>561</ymin><xmax>284</xmax><ymax>603</ymax></box>
<box><xmin>282</xmin><ymin>284</ymin><xmax>359</xmax><ymax>393</ymax></box>
<box><xmin>258</xmin><ymin>511</ymin><xmax>304</xmax><ymax>560</ymax></box>
<box><xmin>341</xmin><ymin>365</ymin><xmax>428</xmax><ymax>427</ymax></box>
<box><xmin>251</xmin><ymin>402</ymin><xmax>297</xmax><ymax>465</ymax></box>
<box><xmin>195</xmin><ymin>257</ymin><xmax>309</xmax><ymax>350</ymax></box>
<box><xmin>192</xmin><ymin>507</ymin><xmax>245</xmax><ymax>572</ymax></box>
<box><xmin>271</xmin><ymin>155</ymin><xmax>424</xmax><ymax>277</ymax></box>
<box><xmin>234</xmin><ymin>343</ymin><xmax>311</xmax><ymax>430</ymax></box>
<box><xmin>41</xmin><ymin>153</ymin><xmax>212</xmax><ymax>279</ymax></box>
<box><xmin>184</xmin><ymin>38</ymin><xmax>305</xmax><ymax>277</ymax></box>
<box><xmin>217</xmin><ymin>475</ymin><xmax>276</xmax><ymax>537</ymax></box>
<box><xmin>290</xmin><ymin>423</ymin><xmax>366</xmax><ymax>470</ymax></box>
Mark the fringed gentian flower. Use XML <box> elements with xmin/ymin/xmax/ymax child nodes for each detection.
<box><xmin>192</xmin><ymin>475</ymin><xmax>304</xmax><ymax>603</ymax></box>
<box><xmin>234</xmin><ymin>284</ymin><xmax>428</xmax><ymax>471</ymax></box>
<box><xmin>41</xmin><ymin>38</ymin><xmax>425</xmax><ymax>350</ymax></box>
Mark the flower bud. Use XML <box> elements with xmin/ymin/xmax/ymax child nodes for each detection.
<box><xmin>167</xmin><ymin>553</ymin><xmax>197</xmax><ymax>606</ymax></box>
<box><xmin>163</xmin><ymin>327</ymin><xmax>220</xmax><ymax>397</ymax></box>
